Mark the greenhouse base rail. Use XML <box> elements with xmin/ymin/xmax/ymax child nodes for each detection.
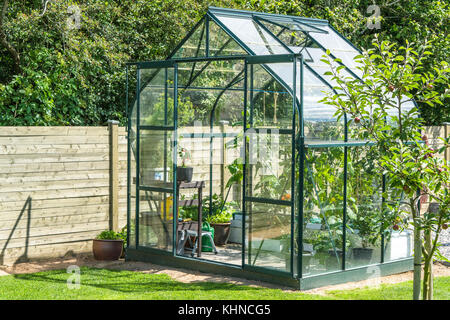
<box><xmin>125</xmin><ymin>247</ymin><xmax>413</xmax><ymax>290</ymax></box>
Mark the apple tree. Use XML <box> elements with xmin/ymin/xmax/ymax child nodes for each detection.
<box><xmin>320</xmin><ymin>35</ymin><xmax>449</xmax><ymax>300</ymax></box>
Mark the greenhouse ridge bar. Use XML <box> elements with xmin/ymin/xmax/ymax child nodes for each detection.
<box><xmin>125</xmin><ymin>6</ymin><xmax>414</xmax><ymax>290</ymax></box>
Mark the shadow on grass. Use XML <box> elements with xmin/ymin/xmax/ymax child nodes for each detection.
<box><xmin>11</xmin><ymin>267</ymin><xmax>288</xmax><ymax>295</ymax></box>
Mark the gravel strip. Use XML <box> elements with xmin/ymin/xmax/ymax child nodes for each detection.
<box><xmin>438</xmin><ymin>228</ymin><xmax>450</xmax><ymax>261</ymax></box>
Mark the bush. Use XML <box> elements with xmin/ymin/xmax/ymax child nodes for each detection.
<box><xmin>1</xmin><ymin>1</ymin><xmax>448</xmax><ymax>126</ymax></box>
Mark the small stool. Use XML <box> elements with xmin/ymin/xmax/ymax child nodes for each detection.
<box><xmin>176</xmin><ymin>230</ymin><xmax>194</xmax><ymax>255</ymax></box>
<box><xmin>177</xmin><ymin>229</ymin><xmax>218</xmax><ymax>256</ymax></box>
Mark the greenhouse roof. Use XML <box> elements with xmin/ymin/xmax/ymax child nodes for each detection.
<box><xmin>130</xmin><ymin>6</ymin><xmax>415</xmax><ymax>121</ymax></box>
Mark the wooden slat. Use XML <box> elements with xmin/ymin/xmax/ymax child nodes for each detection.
<box><xmin>0</xmin><ymin>221</ymin><xmax>110</xmax><ymax>241</ymax></box>
<box><xmin>178</xmin><ymin>199</ymin><xmax>199</xmax><ymax>206</ymax></box>
<box><xmin>0</xmin><ymin>126</ymin><xmax>109</xmax><ymax>136</ymax></box>
<box><xmin>0</xmin><ymin>135</ymin><xmax>109</xmax><ymax>145</ymax></box>
<box><xmin>0</xmin><ymin>161</ymin><xmax>110</xmax><ymax>174</ymax></box>
<box><xmin>0</xmin><ymin>241</ymin><xmax>93</xmax><ymax>266</ymax></box>
<box><xmin>0</xmin><ymin>177</ymin><xmax>126</xmax><ymax>193</ymax></box>
<box><xmin>0</xmin><ymin>170</ymin><xmax>111</xmax><ymax>183</ymax></box>
<box><xmin>0</xmin><ymin>187</ymin><xmax>113</xmax><ymax>202</ymax></box>
<box><xmin>0</xmin><ymin>195</ymin><xmax>111</xmax><ymax>212</ymax></box>
<box><xmin>0</xmin><ymin>204</ymin><xmax>112</xmax><ymax>223</ymax></box>
<box><xmin>0</xmin><ymin>152</ymin><xmax>109</xmax><ymax>164</ymax></box>
<box><xmin>0</xmin><ymin>145</ymin><xmax>113</xmax><ymax>155</ymax></box>
<box><xmin>0</xmin><ymin>229</ymin><xmax>105</xmax><ymax>250</ymax></box>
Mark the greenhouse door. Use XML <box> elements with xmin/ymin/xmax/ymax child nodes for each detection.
<box><xmin>134</xmin><ymin>63</ymin><xmax>177</xmax><ymax>255</ymax></box>
<box><xmin>243</xmin><ymin>58</ymin><xmax>297</xmax><ymax>276</ymax></box>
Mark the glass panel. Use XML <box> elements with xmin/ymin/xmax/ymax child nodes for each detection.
<box><xmin>383</xmin><ymin>178</ymin><xmax>413</xmax><ymax>262</ymax></box>
<box><xmin>140</xmin><ymin>130</ymin><xmax>173</xmax><ymax>188</ymax></box>
<box><xmin>213</xmin><ymin>14</ymin><xmax>289</xmax><ymax>55</ymax></box>
<box><xmin>128</xmin><ymin>66</ymin><xmax>138</xmax><ymax>249</ymax></box>
<box><xmin>139</xmin><ymin>68</ymin><xmax>174</xmax><ymax>126</ymax></box>
<box><xmin>303</xmin><ymin>147</ymin><xmax>344</xmax><ymax>275</ymax></box>
<box><xmin>177</xmin><ymin>60</ymin><xmax>245</xmax><ymax>127</ymax></box>
<box><xmin>307</xmin><ymin>25</ymin><xmax>362</xmax><ymax>77</ymax></box>
<box><xmin>245</xmin><ymin>130</ymin><xmax>292</xmax><ymax>200</ymax></box>
<box><xmin>346</xmin><ymin>146</ymin><xmax>383</xmax><ymax>268</ymax></box>
<box><xmin>139</xmin><ymin>190</ymin><xmax>174</xmax><ymax>251</ymax></box>
<box><xmin>245</xmin><ymin>202</ymin><xmax>292</xmax><ymax>272</ymax></box>
<box><xmin>250</xmin><ymin>64</ymin><xmax>293</xmax><ymax>129</ymax></box>
<box><xmin>257</xmin><ymin>18</ymin><xmax>323</xmax><ymax>52</ymax></box>
<box><xmin>302</xmin><ymin>65</ymin><xmax>345</xmax><ymax>142</ymax></box>
<box><xmin>384</xmin><ymin>228</ymin><xmax>414</xmax><ymax>262</ymax></box>
<box><xmin>305</xmin><ymin>47</ymin><xmax>354</xmax><ymax>87</ymax></box>
<box><xmin>209</xmin><ymin>20</ymin><xmax>247</xmax><ymax>56</ymax></box>
<box><xmin>173</xmin><ymin>20</ymin><xmax>206</xmax><ymax>58</ymax></box>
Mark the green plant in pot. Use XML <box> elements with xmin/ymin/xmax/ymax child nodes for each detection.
<box><xmin>348</xmin><ymin>205</ymin><xmax>382</xmax><ymax>261</ymax></box>
<box><xmin>306</xmin><ymin>219</ymin><xmax>349</xmax><ymax>271</ymax></box>
<box><xmin>177</xmin><ymin>146</ymin><xmax>193</xmax><ymax>182</ymax></box>
<box><xmin>204</xmin><ymin>194</ymin><xmax>235</xmax><ymax>246</ymax></box>
<box><xmin>93</xmin><ymin>229</ymin><xmax>125</xmax><ymax>261</ymax></box>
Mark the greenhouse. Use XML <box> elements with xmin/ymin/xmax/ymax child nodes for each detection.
<box><xmin>125</xmin><ymin>6</ymin><xmax>414</xmax><ymax>289</ymax></box>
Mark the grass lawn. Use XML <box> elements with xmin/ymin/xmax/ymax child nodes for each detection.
<box><xmin>326</xmin><ymin>276</ymin><xmax>450</xmax><ymax>300</ymax></box>
<box><xmin>0</xmin><ymin>267</ymin><xmax>448</xmax><ymax>300</ymax></box>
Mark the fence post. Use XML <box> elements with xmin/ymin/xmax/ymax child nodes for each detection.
<box><xmin>108</xmin><ymin>120</ymin><xmax>119</xmax><ymax>232</ymax></box>
<box><xmin>444</xmin><ymin>122</ymin><xmax>450</xmax><ymax>164</ymax></box>
<box><xmin>220</xmin><ymin>120</ymin><xmax>229</xmax><ymax>199</ymax></box>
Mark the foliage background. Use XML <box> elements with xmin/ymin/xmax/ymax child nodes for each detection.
<box><xmin>0</xmin><ymin>0</ymin><xmax>448</xmax><ymax>126</ymax></box>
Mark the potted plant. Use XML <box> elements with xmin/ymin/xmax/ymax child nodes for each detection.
<box><xmin>204</xmin><ymin>194</ymin><xmax>235</xmax><ymax>245</ymax></box>
<box><xmin>307</xmin><ymin>221</ymin><xmax>346</xmax><ymax>271</ymax></box>
<box><xmin>92</xmin><ymin>230</ymin><xmax>124</xmax><ymax>261</ymax></box>
<box><xmin>177</xmin><ymin>146</ymin><xmax>193</xmax><ymax>182</ymax></box>
<box><xmin>349</xmin><ymin>206</ymin><xmax>382</xmax><ymax>261</ymax></box>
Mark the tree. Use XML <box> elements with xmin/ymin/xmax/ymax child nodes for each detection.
<box><xmin>321</xmin><ymin>35</ymin><xmax>449</xmax><ymax>299</ymax></box>
<box><xmin>0</xmin><ymin>1</ymin><xmax>448</xmax><ymax>126</ymax></box>
<box><xmin>0</xmin><ymin>0</ymin><xmax>20</xmax><ymax>74</ymax></box>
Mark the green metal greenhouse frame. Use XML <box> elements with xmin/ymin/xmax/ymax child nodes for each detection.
<box><xmin>124</xmin><ymin>7</ymin><xmax>414</xmax><ymax>290</ymax></box>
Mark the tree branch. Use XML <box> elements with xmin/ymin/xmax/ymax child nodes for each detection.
<box><xmin>0</xmin><ymin>0</ymin><xmax>21</xmax><ymax>74</ymax></box>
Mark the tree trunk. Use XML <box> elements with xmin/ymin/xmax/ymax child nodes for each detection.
<box><xmin>422</xmin><ymin>230</ymin><xmax>433</xmax><ymax>300</ymax></box>
<box><xmin>411</xmin><ymin>199</ymin><xmax>422</xmax><ymax>301</ymax></box>
<box><xmin>412</xmin><ymin>223</ymin><xmax>422</xmax><ymax>300</ymax></box>
<box><xmin>0</xmin><ymin>0</ymin><xmax>21</xmax><ymax>75</ymax></box>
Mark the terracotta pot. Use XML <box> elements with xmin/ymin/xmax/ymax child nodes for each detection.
<box><xmin>211</xmin><ymin>222</ymin><xmax>231</xmax><ymax>246</ymax></box>
<box><xmin>92</xmin><ymin>239</ymin><xmax>123</xmax><ymax>260</ymax></box>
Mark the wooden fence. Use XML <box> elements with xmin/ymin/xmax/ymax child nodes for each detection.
<box><xmin>0</xmin><ymin>123</ymin><xmax>127</xmax><ymax>265</ymax></box>
<box><xmin>0</xmin><ymin>123</ymin><xmax>448</xmax><ymax>266</ymax></box>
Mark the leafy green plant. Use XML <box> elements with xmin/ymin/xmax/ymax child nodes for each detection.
<box><xmin>226</xmin><ymin>159</ymin><xmax>243</xmax><ymax>189</ymax></box>
<box><xmin>117</xmin><ymin>226</ymin><xmax>128</xmax><ymax>244</ymax></box>
<box><xmin>348</xmin><ymin>209</ymin><xmax>382</xmax><ymax>249</ymax></box>
<box><xmin>205</xmin><ymin>207</ymin><xmax>234</xmax><ymax>224</ymax></box>
<box><xmin>178</xmin><ymin>193</ymin><xmax>236</xmax><ymax>223</ymax></box>
<box><xmin>204</xmin><ymin>194</ymin><xmax>235</xmax><ymax>223</ymax></box>
<box><xmin>95</xmin><ymin>230</ymin><xmax>124</xmax><ymax>241</ymax></box>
